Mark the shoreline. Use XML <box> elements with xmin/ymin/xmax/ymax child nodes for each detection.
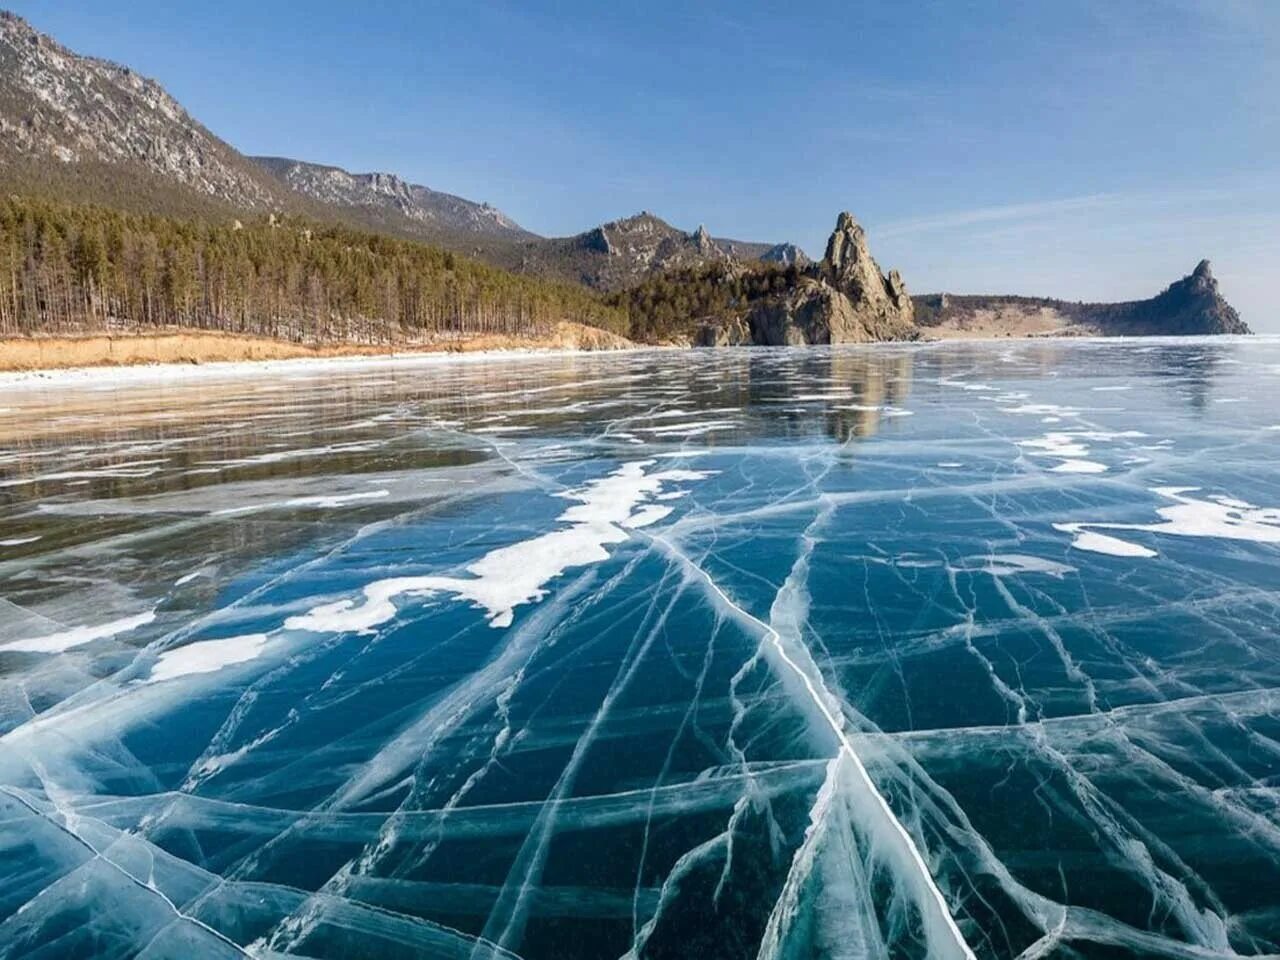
<box><xmin>0</xmin><ymin>324</ymin><xmax>638</xmax><ymax>388</ymax></box>
<box><xmin>0</xmin><ymin>330</ymin><xmax>1268</xmax><ymax>393</ymax></box>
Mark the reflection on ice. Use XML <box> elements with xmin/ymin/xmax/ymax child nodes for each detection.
<box><xmin>0</xmin><ymin>338</ymin><xmax>1279</xmax><ymax>959</ymax></box>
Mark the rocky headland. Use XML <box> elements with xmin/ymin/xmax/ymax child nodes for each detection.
<box><xmin>914</xmin><ymin>260</ymin><xmax>1251</xmax><ymax>339</ymax></box>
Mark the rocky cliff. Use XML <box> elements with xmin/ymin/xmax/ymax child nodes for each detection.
<box><xmin>694</xmin><ymin>212</ymin><xmax>917</xmax><ymax>346</ymax></box>
<box><xmin>508</xmin><ymin>212</ymin><xmax>805</xmax><ymax>292</ymax></box>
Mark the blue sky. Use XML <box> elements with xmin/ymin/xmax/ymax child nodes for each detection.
<box><xmin>12</xmin><ymin>0</ymin><xmax>1280</xmax><ymax>327</ymax></box>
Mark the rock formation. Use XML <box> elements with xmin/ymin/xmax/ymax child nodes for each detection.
<box><xmin>759</xmin><ymin>242</ymin><xmax>810</xmax><ymax>267</ymax></box>
<box><xmin>695</xmin><ymin>212</ymin><xmax>917</xmax><ymax>346</ymax></box>
<box><xmin>1129</xmin><ymin>260</ymin><xmax>1249</xmax><ymax>335</ymax></box>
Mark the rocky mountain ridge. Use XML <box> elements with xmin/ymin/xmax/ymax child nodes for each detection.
<box><xmin>510</xmin><ymin>212</ymin><xmax>748</xmax><ymax>291</ymax></box>
<box><xmin>0</xmin><ymin>10</ymin><xmax>1252</xmax><ymax>345</ymax></box>
<box><xmin>251</xmin><ymin>156</ymin><xmax>534</xmax><ymax>240</ymax></box>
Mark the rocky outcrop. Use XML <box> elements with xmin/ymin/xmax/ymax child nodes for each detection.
<box><xmin>817</xmin><ymin>212</ymin><xmax>916</xmax><ymax>338</ymax></box>
<box><xmin>695</xmin><ymin>316</ymin><xmax>751</xmax><ymax>347</ymax></box>
<box><xmin>1127</xmin><ymin>260</ymin><xmax>1250</xmax><ymax>335</ymax></box>
<box><xmin>694</xmin><ymin>212</ymin><xmax>917</xmax><ymax>347</ymax></box>
<box><xmin>759</xmin><ymin>243</ymin><xmax>810</xmax><ymax>267</ymax></box>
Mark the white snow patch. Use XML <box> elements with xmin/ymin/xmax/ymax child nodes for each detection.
<box><xmin>1055</xmin><ymin>526</ymin><xmax>1157</xmax><ymax>559</ymax></box>
<box><xmin>959</xmin><ymin>554</ymin><xmax>1075</xmax><ymax>578</ymax></box>
<box><xmin>144</xmin><ymin>634</ymin><xmax>270</xmax><ymax>683</ymax></box>
<box><xmin>1055</xmin><ymin>487</ymin><xmax>1280</xmax><ymax>558</ymax></box>
<box><xmin>1051</xmin><ymin>459</ymin><xmax>1108</xmax><ymax>474</ymax></box>
<box><xmin>214</xmin><ymin>489</ymin><xmax>391</xmax><ymax>515</ymax></box>
<box><xmin>284</xmin><ymin>490</ymin><xmax>390</xmax><ymax>509</ymax></box>
<box><xmin>639</xmin><ymin>420</ymin><xmax>738</xmax><ymax>436</ymax></box>
<box><xmin>286</xmin><ymin>461</ymin><xmax>714</xmax><ymax>632</ymax></box>
<box><xmin>1003</xmin><ymin>403</ymin><xmax>1079</xmax><ymax>417</ymax></box>
<box><xmin>4</xmin><ymin>611</ymin><xmax>156</xmax><ymax>654</ymax></box>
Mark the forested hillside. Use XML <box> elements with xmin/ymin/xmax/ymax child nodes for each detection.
<box><xmin>0</xmin><ymin>197</ymin><xmax>627</xmax><ymax>344</ymax></box>
<box><xmin>608</xmin><ymin>261</ymin><xmax>801</xmax><ymax>342</ymax></box>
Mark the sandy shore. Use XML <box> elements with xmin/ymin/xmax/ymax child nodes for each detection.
<box><xmin>0</xmin><ymin>323</ymin><xmax>634</xmax><ymax>385</ymax></box>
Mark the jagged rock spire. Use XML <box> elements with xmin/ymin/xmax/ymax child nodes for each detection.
<box><xmin>819</xmin><ymin>211</ymin><xmax>914</xmax><ymax>323</ymax></box>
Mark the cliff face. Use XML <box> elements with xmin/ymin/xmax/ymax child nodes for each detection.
<box><xmin>697</xmin><ymin>212</ymin><xmax>916</xmax><ymax>346</ymax></box>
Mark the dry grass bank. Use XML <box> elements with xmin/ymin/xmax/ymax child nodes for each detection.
<box><xmin>0</xmin><ymin>322</ymin><xmax>633</xmax><ymax>372</ymax></box>
<box><xmin>920</xmin><ymin>305</ymin><xmax>1098</xmax><ymax>340</ymax></box>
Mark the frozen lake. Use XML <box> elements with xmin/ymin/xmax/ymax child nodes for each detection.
<box><xmin>1</xmin><ymin>339</ymin><xmax>1278</xmax><ymax>959</ymax></box>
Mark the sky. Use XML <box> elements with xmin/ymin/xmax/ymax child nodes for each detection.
<box><xmin>11</xmin><ymin>0</ymin><xmax>1280</xmax><ymax>328</ymax></box>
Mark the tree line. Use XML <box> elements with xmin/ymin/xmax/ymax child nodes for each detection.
<box><xmin>608</xmin><ymin>261</ymin><xmax>800</xmax><ymax>343</ymax></box>
<box><xmin>0</xmin><ymin>196</ymin><xmax>628</xmax><ymax>342</ymax></box>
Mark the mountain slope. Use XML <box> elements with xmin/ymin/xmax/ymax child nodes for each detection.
<box><xmin>0</xmin><ymin>10</ymin><xmax>289</xmax><ymax>211</ymax></box>
<box><xmin>252</xmin><ymin>156</ymin><xmax>534</xmax><ymax>242</ymax></box>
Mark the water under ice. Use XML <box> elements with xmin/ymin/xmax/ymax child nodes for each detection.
<box><xmin>0</xmin><ymin>338</ymin><xmax>1278</xmax><ymax>959</ymax></box>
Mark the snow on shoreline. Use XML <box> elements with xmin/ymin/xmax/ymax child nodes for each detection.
<box><xmin>0</xmin><ymin>345</ymin><xmax>653</xmax><ymax>393</ymax></box>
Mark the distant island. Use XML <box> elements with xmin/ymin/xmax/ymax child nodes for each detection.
<box><xmin>0</xmin><ymin>11</ymin><xmax>1250</xmax><ymax>371</ymax></box>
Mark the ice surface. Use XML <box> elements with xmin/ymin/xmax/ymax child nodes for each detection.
<box><xmin>1</xmin><ymin>337</ymin><xmax>1279</xmax><ymax>959</ymax></box>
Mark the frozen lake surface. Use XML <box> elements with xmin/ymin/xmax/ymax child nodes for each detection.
<box><xmin>1</xmin><ymin>339</ymin><xmax>1278</xmax><ymax>959</ymax></box>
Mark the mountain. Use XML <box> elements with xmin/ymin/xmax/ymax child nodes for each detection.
<box><xmin>0</xmin><ymin>10</ymin><xmax>289</xmax><ymax>213</ymax></box>
<box><xmin>716</xmin><ymin>239</ymin><xmax>810</xmax><ymax>266</ymax></box>
<box><xmin>505</xmin><ymin>212</ymin><xmax>721</xmax><ymax>290</ymax></box>
<box><xmin>251</xmin><ymin>156</ymin><xmax>534</xmax><ymax>241</ymax></box>
<box><xmin>0</xmin><ymin>11</ymin><xmax>798</xmax><ymax>289</ymax></box>
<box><xmin>491</xmin><ymin>212</ymin><xmax>809</xmax><ymax>292</ymax></box>
<box><xmin>0</xmin><ymin>10</ymin><xmax>1247</xmax><ymax>348</ymax></box>
<box><xmin>914</xmin><ymin>260</ymin><xmax>1251</xmax><ymax>337</ymax></box>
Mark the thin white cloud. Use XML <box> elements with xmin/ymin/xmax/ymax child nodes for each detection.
<box><xmin>874</xmin><ymin>193</ymin><xmax>1125</xmax><ymax>239</ymax></box>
